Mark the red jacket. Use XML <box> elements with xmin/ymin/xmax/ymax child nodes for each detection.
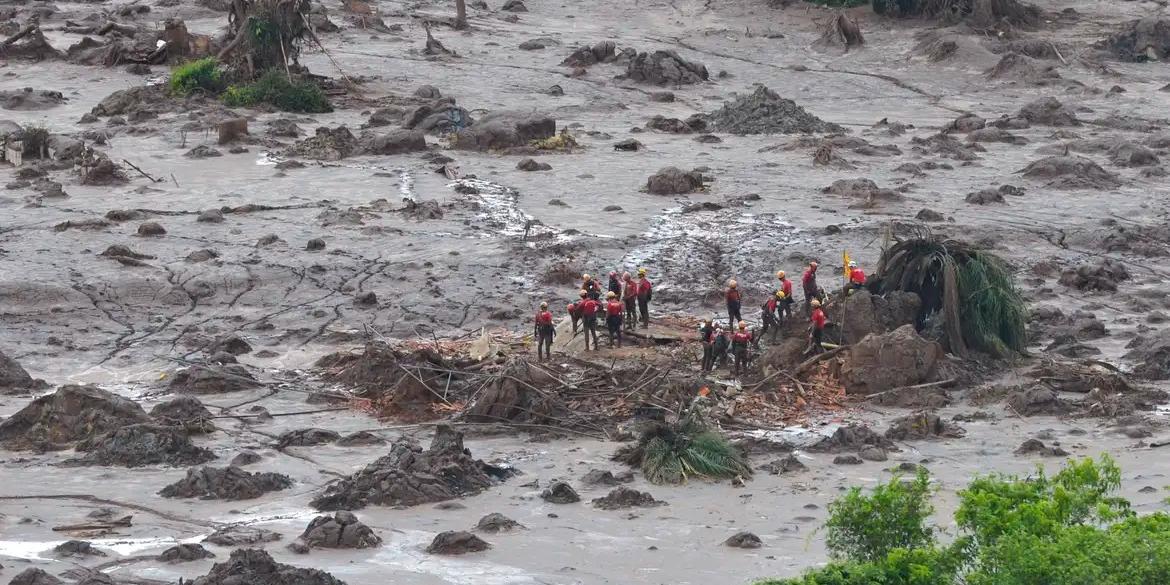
<box><xmin>623</xmin><ymin>279</ymin><xmax>638</xmax><ymax>300</ymax></box>
<box><xmin>811</xmin><ymin>308</ymin><xmax>827</xmax><ymax>330</ymax></box>
<box><xmin>726</xmin><ymin>289</ymin><xmax>741</xmax><ymax>303</ymax></box>
<box><xmin>732</xmin><ymin>330</ymin><xmax>751</xmax><ymax>345</ymax></box>
<box><xmin>802</xmin><ymin>268</ymin><xmax>817</xmax><ymax>289</ymax></box>
<box><xmin>535</xmin><ymin>310</ymin><xmax>553</xmax><ymax>326</ymax></box>
<box><xmin>567</xmin><ymin>302</ymin><xmax>581</xmax><ymax>317</ymax></box>
<box><xmin>606</xmin><ymin>300</ymin><xmax>623</xmax><ymax>316</ymax></box>
<box><xmin>765</xmin><ymin>298</ymin><xmax>778</xmax><ymax>312</ymax></box>
<box><xmin>638</xmin><ymin>278</ymin><xmax>652</xmax><ymax>297</ymax></box>
<box><xmin>581</xmin><ymin>299</ymin><xmax>600</xmax><ymax>317</ymax></box>
<box><xmin>849</xmin><ymin>268</ymin><xmax>867</xmax><ymax>285</ymax></box>
<box><xmin>780</xmin><ymin>278</ymin><xmax>793</xmax><ymax>297</ymax></box>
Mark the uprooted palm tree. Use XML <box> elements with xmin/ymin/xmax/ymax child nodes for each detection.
<box><xmin>869</xmin><ymin>229</ymin><xmax>1027</xmax><ymax>358</ymax></box>
<box><xmin>218</xmin><ymin>0</ymin><xmax>312</xmax><ymax>78</ymax></box>
<box><xmin>614</xmin><ymin>407</ymin><xmax>750</xmax><ymax>485</ymax></box>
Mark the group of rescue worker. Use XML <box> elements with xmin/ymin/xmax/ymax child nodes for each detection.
<box><xmin>533</xmin><ymin>259</ymin><xmax>869</xmax><ymax>375</ymax></box>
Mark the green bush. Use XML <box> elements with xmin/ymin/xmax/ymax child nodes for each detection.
<box><xmin>756</xmin><ymin>457</ymin><xmax>1167</xmax><ymax>585</ymax></box>
<box><xmin>825</xmin><ymin>469</ymin><xmax>935</xmax><ymax>562</ymax></box>
<box><xmin>170</xmin><ymin>58</ymin><xmax>225</xmax><ymax>96</ymax></box>
<box><xmin>222</xmin><ymin>70</ymin><xmax>332</xmax><ymax>113</ymax></box>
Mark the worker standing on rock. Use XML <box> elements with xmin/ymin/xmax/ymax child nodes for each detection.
<box><xmin>622</xmin><ymin>272</ymin><xmax>638</xmax><ymax>330</ymax></box>
<box><xmin>846</xmin><ymin>260</ymin><xmax>867</xmax><ymax>293</ymax></box>
<box><xmin>699</xmin><ymin>318</ymin><xmax>716</xmax><ymax>372</ymax></box>
<box><xmin>582</xmin><ymin>274</ymin><xmax>602</xmax><ymax>301</ymax></box>
<box><xmin>567</xmin><ymin>291</ymin><xmax>586</xmax><ymax>334</ymax></box>
<box><xmin>580</xmin><ymin>291</ymin><xmax>600</xmax><ymax>350</ymax></box>
<box><xmin>731</xmin><ymin>321</ymin><xmax>752</xmax><ymax>376</ymax></box>
<box><xmin>726</xmin><ymin>280</ymin><xmax>743</xmax><ymax>328</ymax></box>
<box><xmin>608</xmin><ymin>271</ymin><xmax>622</xmax><ymax>297</ymax></box>
<box><xmin>637</xmin><ymin>268</ymin><xmax>653</xmax><ymax>328</ymax></box>
<box><xmin>806</xmin><ymin>299</ymin><xmax>827</xmax><ymax>356</ymax></box>
<box><xmin>802</xmin><ymin>262</ymin><xmax>820</xmax><ymax>313</ymax></box>
<box><xmin>605</xmin><ymin>291</ymin><xmax>625</xmax><ymax>348</ymax></box>
<box><xmin>761</xmin><ymin>291</ymin><xmax>783</xmax><ymax>343</ymax></box>
<box><xmin>534</xmin><ymin>302</ymin><xmax>556</xmax><ymax>361</ymax></box>
<box><xmin>777</xmin><ymin>270</ymin><xmax>794</xmax><ymax>320</ymax></box>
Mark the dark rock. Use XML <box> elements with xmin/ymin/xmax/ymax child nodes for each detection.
<box><xmin>188</xmin><ymin>548</ymin><xmax>342</xmax><ymax>585</ymax></box>
<box><xmin>650</xmin><ymin>91</ymin><xmax>675</xmax><ymax>102</ymax></box>
<box><xmin>202</xmin><ymin>527</ymin><xmax>282</xmax><ymax>547</ymax></box>
<box><xmin>646</xmin><ymin>114</ymin><xmax>705</xmax><ymax>133</ymax></box>
<box><xmin>834</xmin><ymin>454</ymin><xmax>864</xmax><ymax>465</ymax></box>
<box><xmin>1008</xmin><ymin>387</ymin><xmax>1073</xmax><ymax>416</ymax></box>
<box><xmin>311</xmin><ymin>425</ymin><xmax>511</xmax><ymax>510</ymax></box>
<box><xmin>427</xmin><ymin>531</ymin><xmax>490</xmax><ymax>555</ymax></box>
<box><xmin>859</xmin><ymin>446</ymin><xmax>888</xmax><ymax>462</ymax></box>
<box><xmin>53</xmin><ymin>540</ymin><xmax>106</xmax><ymax>557</ymax></box>
<box><xmin>709</xmin><ymin>86</ymin><xmax>843</xmax><ymax>135</ymax></box>
<box><xmin>1103</xmin><ymin>17</ymin><xmax>1170</xmax><ymax>62</ymax></box>
<box><xmin>694</xmin><ymin>134</ymin><xmax>722</xmax><ymax>143</ymax></box>
<box><xmin>501</xmin><ymin>0</ymin><xmax>526</xmax><ymax>11</ymax></box>
<box><xmin>196</xmin><ymin>208</ymin><xmax>225</xmax><ymax>223</ymax></box>
<box><xmin>1015</xmin><ymin>438</ymin><xmax>1070</xmax><ymax>457</ymax></box>
<box><xmin>540</xmin><ymin>480</ymin><xmax>580</xmax><ymax>504</ymax></box>
<box><xmin>626</xmin><ymin>50</ymin><xmax>708</xmax><ymax>85</ymax></box>
<box><xmin>0</xmin><ymin>349</ymin><xmax>45</xmax><ymax>394</ymax></box>
<box><xmin>592</xmin><ymin>486</ymin><xmax>665</xmax><ymax>510</ymax></box>
<box><xmin>476</xmin><ymin>512</ymin><xmax>523</xmax><ymax>532</ymax></box>
<box><xmin>170</xmin><ymin>364</ymin><xmax>259</xmax><ymax>394</ymax></box>
<box><xmin>646</xmin><ymin>166</ymin><xmax>705</xmax><ymax>195</ymax></box>
<box><xmin>415</xmin><ymin>85</ymin><xmax>442</xmax><ymax>98</ymax></box>
<box><xmin>136</xmin><ymin>221</ymin><xmax>166</xmax><ymax>236</ymax></box>
<box><xmin>1059</xmin><ymin>259</ymin><xmax>1129</xmax><ymax>292</ymax></box>
<box><xmin>306</xmin><ymin>238</ymin><xmax>326</xmax><ymax>251</ymax></box>
<box><xmin>231</xmin><ymin>450</ymin><xmax>262</xmax><ymax>466</ymax></box>
<box><xmin>0</xmin><ymin>384</ymin><xmax>151</xmax><ymax>450</ymax></box>
<box><xmin>517</xmin><ymin>158</ymin><xmax>552</xmax><ymax>171</ymax></box>
<box><xmin>354</xmin><ymin>292</ymin><xmax>378</xmax><ymax>306</ymax></box>
<box><xmin>210</xmin><ymin>335</ymin><xmax>252</xmax><ymax>355</ymax></box>
<box><xmin>292</xmin><ymin>511</ymin><xmax>382</xmax><ymax>552</ymax></box>
<box><xmin>278</xmin><ymin>428</ymin><xmax>341</xmax><ymax>448</ymax></box>
<box><xmin>150</xmin><ymin>396</ymin><xmax>215</xmax><ymax>433</ymax></box>
<box><xmin>916</xmin><ymin>208</ymin><xmax>945</xmax><ymax>222</ymax></box>
<box><xmin>581</xmin><ymin>468</ymin><xmax>634</xmax><ymax>486</ymax></box>
<box><xmin>758</xmin><ymin>454</ymin><xmax>806</xmax><ymax>474</ymax></box>
<box><xmin>724</xmin><ymin>531</ymin><xmax>762</xmax><ymax>549</ymax></box>
<box><xmin>160</xmin><ymin>543</ymin><xmax>214</xmax><ymax>563</ymax></box>
<box><xmin>337</xmin><ymin>431</ymin><xmax>384</xmax><ymax>446</ymax></box>
<box><xmin>267</xmin><ymin>119</ymin><xmax>301</xmax><ymax>137</ymax></box>
<box><xmin>362</xmin><ymin>129</ymin><xmax>427</xmax><ymax>155</ymax></box>
<box><xmin>614</xmin><ymin>138</ymin><xmax>642</xmax><ymax>151</ymax></box>
<box><xmin>948</xmin><ymin>114</ymin><xmax>986</xmax><ymax>132</ymax></box>
<box><xmin>1017</xmin><ymin>97</ymin><xmax>1080</xmax><ymax>126</ymax></box>
<box><xmin>160</xmin><ymin>465</ymin><xmax>292</xmax><ymax>500</ymax></box>
<box><xmin>285</xmin><ymin>126</ymin><xmax>360</xmax><ymax>161</ymax></box>
<box><xmin>67</xmin><ymin>423</ymin><xmax>215</xmax><ymax>467</ymax></box>
<box><xmin>8</xmin><ymin>569</ymin><xmax>64</xmax><ymax>585</ymax></box>
<box><xmin>519</xmin><ymin>37</ymin><xmax>554</xmax><ymax>50</ymax></box>
<box><xmin>809</xmin><ymin>424</ymin><xmax>895</xmax><ymax>453</ymax></box>
<box><xmin>886</xmin><ymin>411</ymin><xmax>966</xmax><ymax>440</ymax></box>
<box><xmin>185</xmin><ymin>145</ymin><xmax>222</xmax><ymax>159</ymax></box>
<box><xmin>451</xmin><ymin>112</ymin><xmax>555</xmax><ymax>151</ymax></box>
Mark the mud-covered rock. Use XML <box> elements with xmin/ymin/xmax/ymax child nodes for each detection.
<box><xmin>541</xmin><ymin>480</ymin><xmax>580</xmax><ymax>504</ymax></box>
<box><xmin>476</xmin><ymin>512</ymin><xmax>523</xmax><ymax>532</ymax></box>
<box><xmin>516</xmin><ymin>158</ymin><xmax>552</xmax><ymax>171</ymax></box>
<box><xmin>1015</xmin><ymin>438</ymin><xmax>1069</xmax><ymax>457</ymax></box>
<box><xmin>337</xmin><ymin>431</ymin><xmax>385</xmax><ymax>446</ymax></box>
<box><xmin>150</xmin><ymin>395</ymin><xmax>215</xmax><ymax>433</ymax></box>
<box><xmin>1017</xmin><ymin>97</ymin><xmax>1080</xmax><ymax>126</ymax></box>
<box><xmin>965</xmin><ymin>188</ymin><xmax>1005</xmax><ymax>205</ymax></box>
<box><xmin>53</xmin><ymin>540</ymin><xmax>106</xmax><ymax>557</ymax></box>
<box><xmin>311</xmin><ymin>425</ymin><xmax>509</xmax><ymax>510</ymax></box>
<box><xmin>592</xmin><ymin>486</ymin><xmax>665</xmax><ymax>510</ymax></box>
<box><xmin>185</xmin><ymin>145</ymin><xmax>222</xmax><ymax>159</ymax></box>
<box><xmin>202</xmin><ymin>527</ymin><xmax>282</xmax><ymax>547</ymax></box>
<box><xmin>427</xmin><ymin>531</ymin><xmax>490</xmax><ymax>555</ymax></box>
<box><xmin>1058</xmin><ymin>259</ymin><xmax>1129</xmax><ymax>292</ymax></box>
<box><xmin>160</xmin><ymin>543</ymin><xmax>214</xmax><ymax>563</ymax></box>
<box><xmin>646</xmin><ymin>166</ymin><xmax>705</xmax><ymax>195</ymax></box>
<box><xmin>0</xmin><ymin>349</ymin><xmax>46</xmax><ymax>394</ymax></box>
<box><xmin>859</xmin><ymin>446</ymin><xmax>888</xmax><ymax>462</ymax></box>
<box><xmin>724</xmin><ymin>531</ymin><xmax>762</xmax><ymax>548</ymax></box>
<box><xmin>613</xmin><ymin>138</ymin><xmax>642</xmax><ymax>151</ymax></box>
<box><xmin>834</xmin><ymin>454</ymin><xmax>864</xmax><ymax>465</ymax></box>
<box><xmin>231</xmin><ymin>450</ymin><xmax>262</xmax><ymax>466</ymax></box>
<box><xmin>450</xmin><ymin>112</ymin><xmax>555</xmax><ymax>151</ymax></box>
<box><xmin>159</xmin><ymin>465</ymin><xmax>293</xmax><ymax>500</ymax></box>
<box><xmin>91</xmin><ymin>85</ymin><xmax>166</xmax><ymax>118</ymax></box>
<box><xmin>948</xmin><ymin>114</ymin><xmax>986</xmax><ymax>133</ymax></box>
<box><xmin>0</xmin><ymin>384</ymin><xmax>151</xmax><ymax>450</ymax></box>
<box><xmin>709</xmin><ymin>86</ymin><xmax>842</xmax><ymax>135</ymax></box>
<box><xmin>170</xmin><ymin>363</ymin><xmax>260</xmax><ymax>394</ymax></box>
<box><xmin>759</xmin><ymin>454</ymin><xmax>806</xmax><ymax>474</ymax></box>
<box><xmin>291</xmin><ymin>512</ymin><xmax>382</xmax><ymax>552</ymax></box>
<box><xmin>1103</xmin><ymin>17</ymin><xmax>1170</xmax><ymax>62</ymax></box>
<box><xmin>136</xmin><ymin>221</ymin><xmax>166</xmax><ymax>236</ymax></box>
<box><xmin>68</xmin><ymin>423</ymin><xmax>215</xmax><ymax>467</ymax></box>
<box><xmin>646</xmin><ymin>114</ymin><xmax>706</xmax><ymax>134</ymax></box>
<box><xmin>1109</xmin><ymin>142</ymin><xmax>1159</xmax><ymax>167</ymax></box>
<box><xmin>1017</xmin><ymin>155</ymin><xmax>1119</xmax><ymax>189</ymax></box>
<box><xmin>278</xmin><ymin>428</ymin><xmax>341</xmax><ymax>448</ymax></box>
<box><xmin>581</xmin><ymin>468</ymin><xmax>634</xmax><ymax>486</ymax></box>
<box><xmin>189</xmin><ymin>548</ymin><xmax>342</xmax><ymax>585</ymax></box>
<box><xmin>625</xmin><ymin>50</ymin><xmax>708</xmax><ymax>85</ymax></box>
<box><xmin>285</xmin><ymin>126</ymin><xmax>360</xmax><ymax>161</ymax></box>
<box><xmin>1125</xmin><ymin>330</ymin><xmax>1170</xmax><ymax>380</ymax></box>
<box><xmin>821</xmin><ymin>178</ymin><xmax>902</xmax><ymax>206</ymax></box>
<box><xmin>809</xmin><ymin>424</ymin><xmax>895</xmax><ymax>453</ymax></box>
<box><xmin>1008</xmin><ymin>386</ymin><xmax>1073</xmax><ymax>416</ymax></box>
<box><xmin>8</xmin><ymin>568</ymin><xmax>64</xmax><ymax>585</ymax></box>
<box><xmin>838</xmin><ymin>290</ymin><xmax>920</xmax><ymax>344</ymax></box>
<box><xmin>840</xmin><ymin>326</ymin><xmax>941</xmax><ymax>395</ymax></box>
<box><xmin>362</xmin><ymin>129</ymin><xmax>427</xmax><ymax>155</ymax></box>
<box><xmin>885</xmin><ymin>411</ymin><xmax>966</xmax><ymax>440</ymax></box>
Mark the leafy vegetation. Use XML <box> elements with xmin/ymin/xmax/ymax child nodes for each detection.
<box><xmin>222</xmin><ymin>70</ymin><xmax>332</xmax><ymax>113</ymax></box>
<box><xmin>613</xmin><ymin>411</ymin><xmax>750</xmax><ymax>484</ymax></box>
<box><xmin>757</xmin><ymin>456</ymin><xmax>1170</xmax><ymax>585</ymax></box>
<box><xmin>169</xmin><ymin>58</ymin><xmax>225</xmax><ymax>96</ymax></box>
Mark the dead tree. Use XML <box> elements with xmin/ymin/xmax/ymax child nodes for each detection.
<box><xmin>455</xmin><ymin>0</ymin><xmax>467</xmax><ymax>29</ymax></box>
<box><xmin>217</xmin><ymin>0</ymin><xmax>311</xmax><ymax>79</ymax></box>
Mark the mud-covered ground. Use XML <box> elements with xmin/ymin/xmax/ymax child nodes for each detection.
<box><xmin>3</xmin><ymin>0</ymin><xmax>1170</xmax><ymax>581</ymax></box>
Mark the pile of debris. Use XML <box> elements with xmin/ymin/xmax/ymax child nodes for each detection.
<box><xmin>708</xmin><ymin>86</ymin><xmax>844</xmax><ymax>135</ymax></box>
<box><xmin>189</xmin><ymin>549</ymin><xmax>345</xmax><ymax>585</ymax></box>
<box><xmin>0</xmin><ymin>384</ymin><xmax>151</xmax><ymax>451</ymax></box>
<box><xmin>317</xmin><ymin>342</ymin><xmax>460</xmax><ymax>419</ymax></box>
<box><xmin>67</xmin><ymin>424</ymin><xmax>216</xmax><ymax>467</ymax></box>
<box><xmin>159</xmin><ymin>466</ymin><xmax>293</xmax><ymax>500</ymax></box>
<box><xmin>288</xmin><ymin>512</ymin><xmax>382</xmax><ymax>553</ymax></box>
<box><xmin>624</xmin><ymin>50</ymin><xmax>708</xmax><ymax>85</ymax></box>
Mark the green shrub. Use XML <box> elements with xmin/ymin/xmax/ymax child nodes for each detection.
<box><xmin>222</xmin><ymin>70</ymin><xmax>332</xmax><ymax>113</ymax></box>
<box><xmin>170</xmin><ymin>58</ymin><xmax>225</xmax><ymax>96</ymax></box>
<box><xmin>758</xmin><ymin>548</ymin><xmax>958</xmax><ymax>585</ymax></box>
<box><xmin>825</xmin><ymin>469</ymin><xmax>935</xmax><ymax>562</ymax></box>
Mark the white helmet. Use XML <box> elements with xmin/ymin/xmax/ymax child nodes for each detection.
<box><xmin>848</xmin><ymin>261</ymin><xmax>857</xmax><ymax>268</ymax></box>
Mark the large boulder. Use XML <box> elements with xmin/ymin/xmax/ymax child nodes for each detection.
<box><xmin>310</xmin><ymin>425</ymin><xmax>512</xmax><ymax>510</ymax></box>
<box><xmin>169</xmin><ymin>363</ymin><xmax>260</xmax><ymax>394</ymax></box>
<box><xmin>839</xmin><ymin>325</ymin><xmax>941</xmax><ymax>395</ymax></box>
<box><xmin>189</xmin><ymin>548</ymin><xmax>345</xmax><ymax>585</ymax></box>
<box><xmin>838</xmin><ymin>290</ymin><xmax>921</xmax><ymax>344</ymax></box>
<box><xmin>0</xmin><ymin>348</ymin><xmax>46</xmax><ymax>394</ymax></box>
<box><xmin>150</xmin><ymin>395</ymin><xmax>215</xmax><ymax>433</ymax></box>
<box><xmin>7</xmin><ymin>568</ymin><xmax>64</xmax><ymax>585</ymax></box>
<box><xmin>1125</xmin><ymin>329</ymin><xmax>1170</xmax><ymax>380</ymax></box>
<box><xmin>361</xmin><ymin>129</ymin><xmax>427</xmax><ymax>155</ymax></box>
<box><xmin>289</xmin><ymin>511</ymin><xmax>382</xmax><ymax>553</ymax></box>
<box><xmin>626</xmin><ymin>50</ymin><xmax>708</xmax><ymax>85</ymax></box>
<box><xmin>67</xmin><ymin>423</ymin><xmax>216</xmax><ymax>467</ymax></box>
<box><xmin>450</xmin><ymin>112</ymin><xmax>555</xmax><ymax>151</ymax></box>
<box><xmin>159</xmin><ymin>465</ymin><xmax>293</xmax><ymax>500</ymax></box>
<box><xmin>646</xmin><ymin>166</ymin><xmax>705</xmax><ymax>195</ymax></box>
<box><xmin>0</xmin><ymin>385</ymin><xmax>151</xmax><ymax>450</ymax></box>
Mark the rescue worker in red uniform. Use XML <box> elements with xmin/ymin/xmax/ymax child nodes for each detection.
<box><xmin>807</xmin><ymin>299</ymin><xmax>827</xmax><ymax>356</ymax></box>
<box><xmin>622</xmin><ymin>272</ymin><xmax>638</xmax><ymax>331</ymax></box>
<box><xmin>802</xmin><ymin>261</ymin><xmax>821</xmax><ymax>313</ymax></box>
<box><xmin>580</xmin><ymin>291</ymin><xmax>601</xmax><ymax>350</ymax></box>
<box><xmin>699</xmin><ymin>318</ymin><xmax>716</xmax><ymax>372</ymax></box>
<box><xmin>567</xmin><ymin>290</ymin><xmax>586</xmax><ymax>334</ymax></box>
<box><xmin>776</xmin><ymin>270</ymin><xmax>794</xmax><ymax>321</ymax></box>
<box><xmin>533</xmin><ymin>302</ymin><xmax>555</xmax><ymax>361</ymax></box>
<box><xmin>604</xmin><ymin>291</ymin><xmax>624</xmax><ymax>348</ymax></box>
<box><xmin>761</xmin><ymin>291</ymin><xmax>785</xmax><ymax>343</ymax></box>
<box><xmin>712</xmin><ymin>326</ymin><xmax>730</xmax><ymax>368</ymax></box>
<box><xmin>582</xmin><ymin>274</ymin><xmax>602</xmax><ymax>301</ymax></box>
<box><xmin>725</xmin><ymin>279</ymin><xmax>743</xmax><ymax>329</ymax></box>
<box><xmin>731</xmin><ymin>321</ymin><xmax>752</xmax><ymax>377</ymax></box>
<box><xmin>607</xmin><ymin>271</ymin><xmax>622</xmax><ymax>297</ymax></box>
<box><xmin>846</xmin><ymin>261</ymin><xmax>867</xmax><ymax>293</ymax></box>
<box><xmin>637</xmin><ymin>268</ymin><xmax>652</xmax><ymax>328</ymax></box>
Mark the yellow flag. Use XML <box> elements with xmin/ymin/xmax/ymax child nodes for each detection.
<box><xmin>843</xmin><ymin>251</ymin><xmax>851</xmax><ymax>278</ymax></box>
